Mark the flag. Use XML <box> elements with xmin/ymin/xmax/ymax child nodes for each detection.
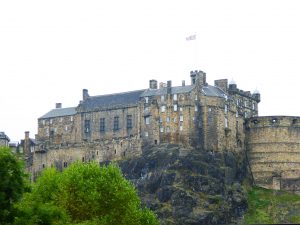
<box><xmin>186</xmin><ymin>34</ymin><xmax>196</xmax><ymax>41</ymax></box>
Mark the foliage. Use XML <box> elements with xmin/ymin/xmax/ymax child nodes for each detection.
<box><xmin>244</xmin><ymin>186</ymin><xmax>300</xmax><ymax>224</ymax></box>
<box><xmin>15</xmin><ymin>162</ymin><xmax>159</xmax><ymax>225</ymax></box>
<box><xmin>0</xmin><ymin>147</ymin><xmax>27</xmax><ymax>224</ymax></box>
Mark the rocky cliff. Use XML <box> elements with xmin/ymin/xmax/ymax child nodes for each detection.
<box><xmin>118</xmin><ymin>144</ymin><xmax>249</xmax><ymax>225</ymax></box>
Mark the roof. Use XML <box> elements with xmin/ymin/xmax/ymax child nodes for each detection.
<box><xmin>141</xmin><ymin>84</ymin><xmax>226</xmax><ymax>98</ymax></box>
<box><xmin>141</xmin><ymin>85</ymin><xmax>195</xmax><ymax>97</ymax></box>
<box><xmin>0</xmin><ymin>132</ymin><xmax>10</xmax><ymax>141</ymax></box>
<box><xmin>202</xmin><ymin>85</ymin><xmax>227</xmax><ymax>98</ymax></box>
<box><xmin>80</xmin><ymin>89</ymin><xmax>146</xmax><ymax>111</ymax></box>
<box><xmin>39</xmin><ymin>107</ymin><xmax>76</xmax><ymax>119</ymax></box>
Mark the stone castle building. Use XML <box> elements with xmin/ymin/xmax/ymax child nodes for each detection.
<box><xmin>27</xmin><ymin>70</ymin><xmax>300</xmax><ymax>192</ymax></box>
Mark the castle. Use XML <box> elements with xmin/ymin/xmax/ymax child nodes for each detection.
<box><xmin>23</xmin><ymin>70</ymin><xmax>300</xmax><ymax>192</ymax></box>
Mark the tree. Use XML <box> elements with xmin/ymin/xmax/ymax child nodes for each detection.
<box><xmin>15</xmin><ymin>162</ymin><xmax>158</xmax><ymax>225</ymax></box>
<box><xmin>0</xmin><ymin>147</ymin><xmax>27</xmax><ymax>224</ymax></box>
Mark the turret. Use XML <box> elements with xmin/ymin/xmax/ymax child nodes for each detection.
<box><xmin>190</xmin><ymin>70</ymin><xmax>207</xmax><ymax>86</ymax></box>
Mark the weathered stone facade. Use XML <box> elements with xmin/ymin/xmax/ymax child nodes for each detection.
<box><xmin>245</xmin><ymin>116</ymin><xmax>300</xmax><ymax>192</ymax></box>
<box><xmin>32</xmin><ymin>70</ymin><xmax>259</xmax><ymax>178</ymax></box>
<box><xmin>29</xmin><ymin>70</ymin><xmax>300</xmax><ymax>192</ymax></box>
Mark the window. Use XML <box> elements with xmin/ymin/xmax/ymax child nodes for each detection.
<box><xmin>145</xmin><ymin>97</ymin><xmax>149</xmax><ymax>104</ymax></box>
<box><xmin>70</xmin><ymin>116</ymin><xmax>73</xmax><ymax>122</ymax></box>
<box><xmin>63</xmin><ymin>162</ymin><xmax>68</xmax><ymax>168</ymax></box>
<box><xmin>195</xmin><ymin>95</ymin><xmax>198</xmax><ymax>100</ymax></box>
<box><xmin>174</xmin><ymin>104</ymin><xmax>178</xmax><ymax>111</ymax></box>
<box><xmin>100</xmin><ymin>118</ymin><xmax>105</xmax><ymax>132</ymax></box>
<box><xmin>195</xmin><ymin>105</ymin><xmax>198</xmax><ymax>112</ymax></box>
<box><xmin>42</xmin><ymin>120</ymin><xmax>45</xmax><ymax>125</ymax></box>
<box><xmin>127</xmin><ymin>115</ymin><xmax>132</xmax><ymax>129</ymax></box>
<box><xmin>161</xmin><ymin>95</ymin><xmax>165</xmax><ymax>102</ymax></box>
<box><xmin>225</xmin><ymin>117</ymin><xmax>228</xmax><ymax>128</ymax></box>
<box><xmin>145</xmin><ymin>116</ymin><xmax>150</xmax><ymax>125</ymax></box>
<box><xmin>252</xmin><ymin>103</ymin><xmax>255</xmax><ymax>110</ymax></box>
<box><xmin>161</xmin><ymin>105</ymin><xmax>166</xmax><ymax>112</ymax></box>
<box><xmin>225</xmin><ymin>105</ymin><xmax>228</xmax><ymax>114</ymax></box>
<box><xmin>65</xmin><ymin>125</ymin><xmax>68</xmax><ymax>132</ymax></box>
<box><xmin>84</xmin><ymin>120</ymin><xmax>90</xmax><ymax>133</ymax></box>
<box><xmin>166</xmin><ymin>117</ymin><xmax>170</xmax><ymax>123</ymax></box>
<box><xmin>60</xmin><ymin>117</ymin><xmax>63</xmax><ymax>122</ymax></box>
<box><xmin>236</xmin><ymin>111</ymin><xmax>239</xmax><ymax>118</ymax></box>
<box><xmin>50</xmin><ymin>119</ymin><xmax>53</xmax><ymax>124</ymax></box>
<box><xmin>180</xmin><ymin>107</ymin><xmax>183</xmax><ymax>112</ymax></box>
<box><xmin>145</xmin><ymin>131</ymin><xmax>148</xmax><ymax>137</ymax></box>
<box><xmin>166</xmin><ymin>127</ymin><xmax>170</xmax><ymax>132</ymax></box>
<box><xmin>180</xmin><ymin>115</ymin><xmax>183</xmax><ymax>122</ymax></box>
<box><xmin>173</xmin><ymin>94</ymin><xmax>177</xmax><ymax>101</ymax></box>
<box><xmin>180</xmin><ymin>124</ymin><xmax>183</xmax><ymax>131</ymax></box>
<box><xmin>159</xmin><ymin>117</ymin><xmax>163</xmax><ymax>123</ymax></box>
<box><xmin>113</xmin><ymin>116</ymin><xmax>119</xmax><ymax>131</ymax></box>
<box><xmin>160</xmin><ymin>127</ymin><xmax>164</xmax><ymax>133</ymax></box>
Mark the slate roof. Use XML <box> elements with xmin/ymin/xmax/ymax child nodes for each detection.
<box><xmin>141</xmin><ymin>84</ymin><xmax>226</xmax><ymax>98</ymax></box>
<box><xmin>39</xmin><ymin>107</ymin><xmax>77</xmax><ymax>119</ymax></box>
<box><xmin>141</xmin><ymin>85</ymin><xmax>195</xmax><ymax>97</ymax></box>
<box><xmin>80</xmin><ymin>89</ymin><xmax>146</xmax><ymax>111</ymax></box>
<box><xmin>202</xmin><ymin>85</ymin><xmax>227</xmax><ymax>98</ymax></box>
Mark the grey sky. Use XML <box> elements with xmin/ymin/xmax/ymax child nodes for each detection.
<box><xmin>1</xmin><ymin>0</ymin><xmax>300</xmax><ymax>141</ymax></box>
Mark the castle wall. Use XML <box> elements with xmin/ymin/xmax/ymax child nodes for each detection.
<box><xmin>246</xmin><ymin>116</ymin><xmax>300</xmax><ymax>191</ymax></box>
<box><xmin>32</xmin><ymin>136</ymin><xmax>142</xmax><ymax>178</ymax></box>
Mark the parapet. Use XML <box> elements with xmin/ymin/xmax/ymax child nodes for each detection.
<box><xmin>246</xmin><ymin>116</ymin><xmax>300</xmax><ymax>129</ymax></box>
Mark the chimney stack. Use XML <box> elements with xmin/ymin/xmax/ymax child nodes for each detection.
<box><xmin>149</xmin><ymin>80</ymin><xmax>158</xmax><ymax>89</ymax></box>
<box><xmin>56</xmin><ymin>103</ymin><xmax>62</xmax><ymax>109</ymax></box>
<box><xmin>182</xmin><ymin>80</ymin><xmax>185</xmax><ymax>86</ymax></box>
<box><xmin>214</xmin><ymin>79</ymin><xmax>228</xmax><ymax>93</ymax></box>
<box><xmin>83</xmin><ymin>89</ymin><xmax>89</xmax><ymax>101</ymax></box>
<box><xmin>167</xmin><ymin>80</ymin><xmax>172</xmax><ymax>94</ymax></box>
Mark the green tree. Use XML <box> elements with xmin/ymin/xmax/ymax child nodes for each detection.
<box><xmin>15</xmin><ymin>162</ymin><xmax>158</xmax><ymax>225</ymax></box>
<box><xmin>0</xmin><ymin>147</ymin><xmax>27</xmax><ymax>224</ymax></box>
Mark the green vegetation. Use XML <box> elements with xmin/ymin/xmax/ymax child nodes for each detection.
<box><xmin>0</xmin><ymin>147</ymin><xmax>28</xmax><ymax>224</ymax></box>
<box><xmin>14</xmin><ymin>162</ymin><xmax>158</xmax><ymax>225</ymax></box>
<box><xmin>244</xmin><ymin>186</ymin><xmax>300</xmax><ymax>224</ymax></box>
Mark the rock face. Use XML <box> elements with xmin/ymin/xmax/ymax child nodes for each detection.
<box><xmin>119</xmin><ymin>144</ymin><xmax>248</xmax><ymax>225</ymax></box>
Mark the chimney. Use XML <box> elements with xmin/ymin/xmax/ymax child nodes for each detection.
<box><xmin>24</xmin><ymin>131</ymin><xmax>30</xmax><ymax>155</ymax></box>
<box><xmin>182</xmin><ymin>80</ymin><xmax>185</xmax><ymax>86</ymax></box>
<box><xmin>56</xmin><ymin>103</ymin><xmax>62</xmax><ymax>109</ymax></box>
<box><xmin>159</xmin><ymin>82</ymin><xmax>166</xmax><ymax>89</ymax></box>
<box><xmin>149</xmin><ymin>80</ymin><xmax>158</xmax><ymax>89</ymax></box>
<box><xmin>83</xmin><ymin>89</ymin><xmax>89</xmax><ymax>101</ymax></box>
<box><xmin>167</xmin><ymin>80</ymin><xmax>172</xmax><ymax>94</ymax></box>
<box><xmin>25</xmin><ymin>131</ymin><xmax>29</xmax><ymax>140</ymax></box>
<box><xmin>214</xmin><ymin>79</ymin><xmax>228</xmax><ymax>92</ymax></box>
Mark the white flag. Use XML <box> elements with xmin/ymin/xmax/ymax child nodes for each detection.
<box><xmin>186</xmin><ymin>34</ymin><xmax>196</xmax><ymax>41</ymax></box>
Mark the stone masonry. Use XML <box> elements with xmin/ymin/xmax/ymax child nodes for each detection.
<box><xmin>28</xmin><ymin>70</ymin><xmax>300</xmax><ymax>192</ymax></box>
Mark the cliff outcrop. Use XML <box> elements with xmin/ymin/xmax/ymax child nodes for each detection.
<box><xmin>119</xmin><ymin>144</ymin><xmax>249</xmax><ymax>225</ymax></box>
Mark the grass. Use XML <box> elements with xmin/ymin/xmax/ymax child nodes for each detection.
<box><xmin>244</xmin><ymin>186</ymin><xmax>300</xmax><ymax>224</ymax></box>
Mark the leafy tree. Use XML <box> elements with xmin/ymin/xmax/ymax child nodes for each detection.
<box><xmin>15</xmin><ymin>162</ymin><xmax>158</xmax><ymax>225</ymax></box>
<box><xmin>0</xmin><ymin>147</ymin><xmax>27</xmax><ymax>224</ymax></box>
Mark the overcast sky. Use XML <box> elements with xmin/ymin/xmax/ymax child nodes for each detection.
<box><xmin>1</xmin><ymin>0</ymin><xmax>300</xmax><ymax>141</ymax></box>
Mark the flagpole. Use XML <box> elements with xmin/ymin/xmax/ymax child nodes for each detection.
<box><xmin>186</xmin><ymin>33</ymin><xmax>197</xmax><ymax>70</ymax></box>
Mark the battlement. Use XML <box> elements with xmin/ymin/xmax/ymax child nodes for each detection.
<box><xmin>246</xmin><ymin>116</ymin><xmax>300</xmax><ymax>129</ymax></box>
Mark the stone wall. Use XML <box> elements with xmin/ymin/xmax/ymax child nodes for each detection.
<box><xmin>246</xmin><ymin>116</ymin><xmax>300</xmax><ymax>191</ymax></box>
<box><xmin>32</xmin><ymin>136</ymin><xmax>142</xmax><ymax>179</ymax></box>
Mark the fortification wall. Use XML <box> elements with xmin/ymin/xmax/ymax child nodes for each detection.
<box><xmin>246</xmin><ymin>116</ymin><xmax>300</xmax><ymax>191</ymax></box>
<box><xmin>32</xmin><ymin>136</ymin><xmax>142</xmax><ymax>179</ymax></box>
